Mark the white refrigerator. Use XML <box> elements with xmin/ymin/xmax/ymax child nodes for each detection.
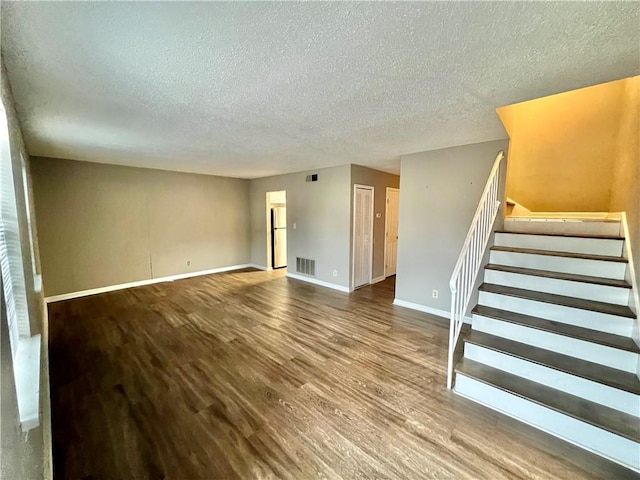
<box><xmin>271</xmin><ymin>207</ymin><xmax>287</xmax><ymax>269</ymax></box>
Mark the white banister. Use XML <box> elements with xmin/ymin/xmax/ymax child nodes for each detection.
<box><xmin>447</xmin><ymin>151</ymin><xmax>504</xmax><ymax>389</ymax></box>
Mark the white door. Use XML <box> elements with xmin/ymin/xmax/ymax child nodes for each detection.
<box><xmin>385</xmin><ymin>187</ymin><xmax>400</xmax><ymax>277</ymax></box>
<box><xmin>353</xmin><ymin>185</ymin><xmax>373</xmax><ymax>289</ymax></box>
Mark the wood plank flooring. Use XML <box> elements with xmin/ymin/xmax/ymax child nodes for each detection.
<box><xmin>48</xmin><ymin>269</ymin><xmax>636</xmax><ymax>479</ymax></box>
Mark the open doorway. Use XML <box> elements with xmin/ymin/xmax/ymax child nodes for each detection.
<box><xmin>384</xmin><ymin>187</ymin><xmax>400</xmax><ymax>277</ymax></box>
<box><xmin>352</xmin><ymin>184</ymin><xmax>374</xmax><ymax>289</ymax></box>
<box><xmin>266</xmin><ymin>191</ymin><xmax>287</xmax><ymax>270</ymax></box>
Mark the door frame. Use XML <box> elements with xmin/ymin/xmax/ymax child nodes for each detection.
<box><xmin>384</xmin><ymin>187</ymin><xmax>400</xmax><ymax>278</ymax></box>
<box><xmin>265</xmin><ymin>190</ymin><xmax>287</xmax><ymax>271</ymax></box>
<box><xmin>351</xmin><ymin>184</ymin><xmax>374</xmax><ymax>290</ymax></box>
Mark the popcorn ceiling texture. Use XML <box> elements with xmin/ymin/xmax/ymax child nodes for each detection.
<box><xmin>1</xmin><ymin>2</ymin><xmax>638</xmax><ymax>179</ymax></box>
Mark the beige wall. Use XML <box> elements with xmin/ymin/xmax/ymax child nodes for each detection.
<box><xmin>31</xmin><ymin>158</ymin><xmax>251</xmax><ymax>296</ymax></box>
<box><xmin>144</xmin><ymin>168</ymin><xmax>251</xmax><ymax>278</ymax></box>
<box><xmin>350</xmin><ymin>165</ymin><xmax>400</xmax><ymax>282</ymax></box>
<box><xmin>609</xmin><ymin>77</ymin><xmax>640</xmax><ymax>294</ymax></box>
<box><xmin>249</xmin><ymin>165</ymin><xmax>352</xmax><ymax>288</ymax></box>
<box><xmin>33</xmin><ymin>158</ymin><xmax>391</xmax><ymax>295</ymax></box>
<box><xmin>500</xmin><ymin>77</ymin><xmax>634</xmax><ymax>212</ymax></box>
<box><xmin>395</xmin><ymin>140</ymin><xmax>508</xmax><ymax>312</ymax></box>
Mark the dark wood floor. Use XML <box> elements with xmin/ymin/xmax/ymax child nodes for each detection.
<box><xmin>48</xmin><ymin>269</ymin><xmax>635</xmax><ymax>479</ymax></box>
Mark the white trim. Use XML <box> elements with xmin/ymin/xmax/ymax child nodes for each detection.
<box><xmin>621</xmin><ymin>212</ymin><xmax>640</xmax><ymax>315</ymax></box>
<box><xmin>393</xmin><ymin>298</ymin><xmax>449</xmax><ymax>318</ymax></box>
<box><xmin>352</xmin><ymin>184</ymin><xmax>374</xmax><ymax>290</ymax></box>
<box><xmin>371</xmin><ymin>276</ymin><xmax>385</xmax><ymax>284</ymax></box>
<box><xmin>393</xmin><ymin>298</ymin><xmax>472</xmax><ymax>324</ymax></box>
<box><xmin>248</xmin><ymin>263</ymin><xmax>269</xmax><ymax>271</ymax></box>
<box><xmin>45</xmin><ymin>264</ymin><xmax>255</xmax><ymax>303</ymax></box>
<box><xmin>265</xmin><ymin>192</ymin><xmax>272</xmax><ymax>270</ymax></box>
<box><xmin>14</xmin><ymin>334</ymin><xmax>41</xmax><ymax>431</ymax></box>
<box><xmin>286</xmin><ymin>272</ymin><xmax>350</xmax><ymax>293</ymax></box>
<box><xmin>384</xmin><ymin>187</ymin><xmax>400</xmax><ymax>278</ymax></box>
<box><xmin>508</xmin><ymin>211</ymin><xmax>620</xmax><ymax>220</ymax></box>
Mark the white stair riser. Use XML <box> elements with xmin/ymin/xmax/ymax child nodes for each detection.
<box><xmin>472</xmin><ymin>315</ymin><xmax>639</xmax><ymax>373</ymax></box>
<box><xmin>490</xmin><ymin>250</ymin><xmax>627</xmax><ymax>280</ymax></box>
<box><xmin>464</xmin><ymin>343</ymin><xmax>640</xmax><ymax>416</ymax></box>
<box><xmin>495</xmin><ymin>233</ymin><xmax>623</xmax><ymax>257</ymax></box>
<box><xmin>454</xmin><ymin>375</ymin><xmax>640</xmax><ymax>472</ymax></box>
<box><xmin>478</xmin><ymin>291</ymin><xmax>634</xmax><ymax>337</ymax></box>
<box><xmin>504</xmin><ymin>219</ymin><xmax>621</xmax><ymax>237</ymax></box>
<box><xmin>484</xmin><ymin>270</ymin><xmax>630</xmax><ymax>306</ymax></box>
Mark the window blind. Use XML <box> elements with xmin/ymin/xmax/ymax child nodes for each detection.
<box><xmin>0</xmin><ymin>100</ymin><xmax>31</xmax><ymax>359</ymax></box>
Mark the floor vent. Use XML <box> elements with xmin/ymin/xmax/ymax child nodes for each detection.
<box><xmin>296</xmin><ymin>257</ymin><xmax>315</xmax><ymax>276</ymax></box>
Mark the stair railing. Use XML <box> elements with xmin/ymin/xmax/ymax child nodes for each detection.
<box><xmin>447</xmin><ymin>151</ymin><xmax>504</xmax><ymax>389</ymax></box>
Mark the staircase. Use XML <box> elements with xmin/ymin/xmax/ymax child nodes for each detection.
<box><xmin>453</xmin><ymin>218</ymin><xmax>640</xmax><ymax>472</ymax></box>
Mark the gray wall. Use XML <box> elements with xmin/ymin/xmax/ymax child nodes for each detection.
<box><xmin>249</xmin><ymin>165</ymin><xmax>352</xmax><ymax>288</ymax></box>
<box><xmin>395</xmin><ymin>140</ymin><xmax>509</xmax><ymax>312</ymax></box>
<box><xmin>31</xmin><ymin>158</ymin><xmax>251</xmax><ymax>296</ymax></box>
<box><xmin>1</xmin><ymin>62</ymin><xmax>51</xmax><ymax>479</ymax></box>
<box><xmin>350</xmin><ymin>165</ymin><xmax>400</xmax><ymax>282</ymax></box>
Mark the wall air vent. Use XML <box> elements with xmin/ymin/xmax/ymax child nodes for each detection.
<box><xmin>296</xmin><ymin>257</ymin><xmax>316</xmax><ymax>276</ymax></box>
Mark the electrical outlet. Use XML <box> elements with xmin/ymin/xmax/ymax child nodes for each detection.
<box><xmin>187</xmin><ymin>260</ymin><xmax>191</xmax><ymax>266</ymax></box>
<box><xmin>432</xmin><ymin>289</ymin><xmax>438</xmax><ymax>299</ymax></box>
<box><xmin>293</xmin><ymin>223</ymin><xmax>297</xmax><ymax>229</ymax></box>
<box><xmin>333</xmin><ymin>270</ymin><xmax>338</xmax><ymax>277</ymax></box>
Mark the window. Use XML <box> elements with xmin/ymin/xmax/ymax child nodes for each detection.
<box><xmin>0</xmin><ymin>97</ymin><xmax>41</xmax><ymax>431</ymax></box>
<box><xmin>20</xmin><ymin>152</ymin><xmax>41</xmax><ymax>292</ymax></box>
<box><xmin>0</xmin><ymin>98</ymin><xmax>29</xmax><ymax>357</ymax></box>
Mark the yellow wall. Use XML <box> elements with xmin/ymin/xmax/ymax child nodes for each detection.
<box><xmin>499</xmin><ymin>77</ymin><xmax>638</xmax><ymax>212</ymax></box>
<box><xmin>610</xmin><ymin>77</ymin><xmax>639</xmax><ymax>216</ymax></box>
<box><xmin>609</xmin><ymin>77</ymin><xmax>639</xmax><ymax>296</ymax></box>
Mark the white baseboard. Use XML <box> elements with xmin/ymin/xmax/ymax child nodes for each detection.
<box><xmin>286</xmin><ymin>273</ymin><xmax>350</xmax><ymax>293</ymax></box>
<box><xmin>393</xmin><ymin>298</ymin><xmax>472</xmax><ymax>324</ymax></box>
<box><xmin>45</xmin><ymin>263</ymin><xmax>255</xmax><ymax>303</ymax></box>
<box><xmin>248</xmin><ymin>263</ymin><xmax>269</xmax><ymax>271</ymax></box>
<box><xmin>393</xmin><ymin>299</ymin><xmax>449</xmax><ymax>318</ymax></box>
<box><xmin>371</xmin><ymin>276</ymin><xmax>385</xmax><ymax>284</ymax></box>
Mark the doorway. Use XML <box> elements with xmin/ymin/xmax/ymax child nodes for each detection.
<box><xmin>352</xmin><ymin>185</ymin><xmax>374</xmax><ymax>289</ymax></box>
<box><xmin>384</xmin><ymin>187</ymin><xmax>400</xmax><ymax>277</ymax></box>
<box><xmin>266</xmin><ymin>191</ymin><xmax>287</xmax><ymax>270</ymax></box>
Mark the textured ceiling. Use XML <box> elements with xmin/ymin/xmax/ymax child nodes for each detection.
<box><xmin>1</xmin><ymin>2</ymin><xmax>639</xmax><ymax>179</ymax></box>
